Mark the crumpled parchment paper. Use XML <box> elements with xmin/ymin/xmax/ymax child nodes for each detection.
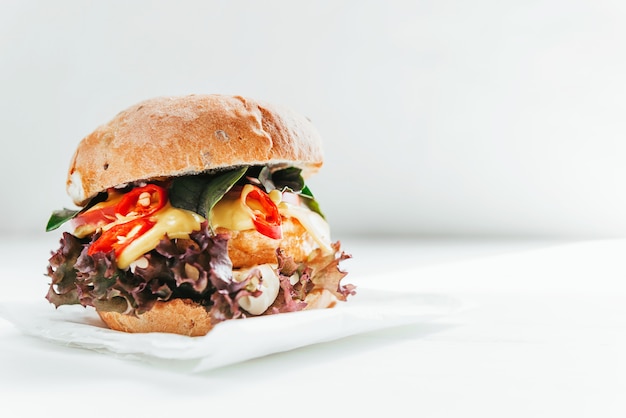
<box><xmin>0</xmin><ymin>288</ymin><xmax>462</xmax><ymax>372</ymax></box>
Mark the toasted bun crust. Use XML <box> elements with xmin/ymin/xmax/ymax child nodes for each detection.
<box><xmin>97</xmin><ymin>292</ymin><xmax>337</xmax><ymax>336</ymax></box>
<box><xmin>67</xmin><ymin>94</ymin><xmax>324</xmax><ymax>206</ymax></box>
<box><xmin>98</xmin><ymin>298</ymin><xmax>214</xmax><ymax>336</ymax></box>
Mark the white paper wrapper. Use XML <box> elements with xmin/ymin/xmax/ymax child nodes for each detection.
<box><xmin>0</xmin><ymin>288</ymin><xmax>462</xmax><ymax>372</ymax></box>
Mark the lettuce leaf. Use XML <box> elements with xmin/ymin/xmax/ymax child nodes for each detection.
<box><xmin>46</xmin><ymin>223</ymin><xmax>250</xmax><ymax>319</ymax></box>
<box><xmin>269</xmin><ymin>242</ymin><xmax>354</xmax><ymax>314</ymax></box>
<box><xmin>45</xmin><ymin>228</ymin><xmax>355</xmax><ymax>320</ymax></box>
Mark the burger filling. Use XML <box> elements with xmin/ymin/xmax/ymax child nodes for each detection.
<box><xmin>45</xmin><ymin>166</ymin><xmax>354</xmax><ymax>322</ymax></box>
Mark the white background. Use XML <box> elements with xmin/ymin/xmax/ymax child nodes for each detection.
<box><xmin>3</xmin><ymin>3</ymin><xmax>626</xmax><ymax>415</ymax></box>
<box><xmin>2</xmin><ymin>0</ymin><xmax>626</xmax><ymax>239</ymax></box>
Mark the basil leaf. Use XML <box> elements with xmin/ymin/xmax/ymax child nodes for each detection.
<box><xmin>46</xmin><ymin>208</ymin><xmax>80</xmax><ymax>232</ymax></box>
<box><xmin>256</xmin><ymin>166</ymin><xmax>275</xmax><ymax>192</ymax></box>
<box><xmin>169</xmin><ymin>167</ymin><xmax>247</xmax><ymax>219</ymax></box>
<box><xmin>169</xmin><ymin>176</ymin><xmax>209</xmax><ymax>214</ymax></box>
<box><xmin>272</xmin><ymin>167</ymin><xmax>305</xmax><ymax>192</ymax></box>
<box><xmin>300</xmin><ymin>185</ymin><xmax>325</xmax><ymax>219</ymax></box>
<box><xmin>300</xmin><ymin>185</ymin><xmax>314</xmax><ymax>199</ymax></box>
<box><xmin>45</xmin><ymin>191</ymin><xmax>109</xmax><ymax>232</ymax></box>
<box><xmin>266</xmin><ymin>167</ymin><xmax>324</xmax><ymax>218</ymax></box>
<box><xmin>200</xmin><ymin>167</ymin><xmax>247</xmax><ymax>217</ymax></box>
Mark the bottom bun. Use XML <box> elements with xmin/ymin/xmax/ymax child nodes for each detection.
<box><xmin>98</xmin><ymin>298</ymin><xmax>214</xmax><ymax>336</ymax></box>
<box><xmin>98</xmin><ymin>291</ymin><xmax>340</xmax><ymax>336</ymax></box>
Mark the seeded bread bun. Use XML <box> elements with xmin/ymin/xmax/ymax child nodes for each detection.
<box><xmin>97</xmin><ymin>299</ymin><xmax>215</xmax><ymax>336</ymax></box>
<box><xmin>67</xmin><ymin>94</ymin><xmax>324</xmax><ymax>206</ymax></box>
<box><xmin>98</xmin><ymin>291</ymin><xmax>338</xmax><ymax>336</ymax></box>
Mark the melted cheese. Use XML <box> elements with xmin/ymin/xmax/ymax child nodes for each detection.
<box><xmin>116</xmin><ymin>204</ymin><xmax>205</xmax><ymax>269</ymax></box>
<box><xmin>209</xmin><ymin>187</ymin><xmax>255</xmax><ymax>231</ymax></box>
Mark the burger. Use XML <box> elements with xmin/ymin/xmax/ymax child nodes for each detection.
<box><xmin>45</xmin><ymin>94</ymin><xmax>355</xmax><ymax>336</ymax></box>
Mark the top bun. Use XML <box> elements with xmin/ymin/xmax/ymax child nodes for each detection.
<box><xmin>66</xmin><ymin>94</ymin><xmax>324</xmax><ymax>205</ymax></box>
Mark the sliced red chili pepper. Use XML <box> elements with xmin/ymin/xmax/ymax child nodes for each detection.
<box><xmin>88</xmin><ymin>218</ymin><xmax>155</xmax><ymax>257</ymax></box>
<box><xmin>82</xmin><ymin>184</ymin><xmax>166</xmax><ymax>260</ymax></box>
<box><xmin>116</xmin><ymin>184</ymin><xmax>167</xmax><ymax>217</ymax></box>
<box><xmin>243</xmin><ymin>185</ymin><xmax>282</xmax><ymax>240</ymax></box>
<box><xmin>71</xmin><ymin>204</ymin><xmax>117</xmax><ymax>231</ymax></box>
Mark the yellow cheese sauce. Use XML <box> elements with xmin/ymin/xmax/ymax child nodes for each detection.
<box><xmin>116</xmin><ymin>204</ymin><xmax>205</xmax><ymax>269</ymax></box>
<box><xmin>209</xmin><ymin>190</ymin><xmax>256</xmax><ymax>232</ymax></box>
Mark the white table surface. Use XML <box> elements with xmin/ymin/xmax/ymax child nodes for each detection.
<box><xmin>1</xmin><ymin>233</ymin><xmax>625</xmax><ymax>417</ymax></box>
